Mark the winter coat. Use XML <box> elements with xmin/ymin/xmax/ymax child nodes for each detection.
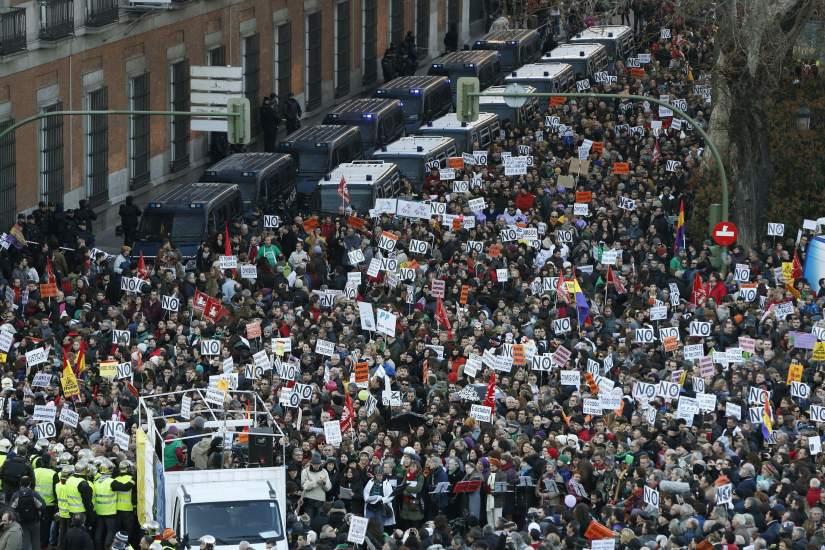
<box><xmin>301</xmin><ymin>466</ymin><xmax>332</xmax><ymax>503</ymax></box>
<box><xmin>399</xmin><ymin>473</ymin><xmax>425</xmax><ymax>522</ymax></box>
<box><xmin>363</xmin><ymin>478</ymin><xmax>395</xmax><ymax>526</ymax></box>
<box><xmin>0</xmin><ymin>521</ymin><xmax>23</xmax><ymax>550</ymax></box>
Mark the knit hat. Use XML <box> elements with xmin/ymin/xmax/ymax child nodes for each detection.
<box><xmin>112</xmin><ymin>532</ymin><xmax>130</xmax><ymax>550</ymax></box>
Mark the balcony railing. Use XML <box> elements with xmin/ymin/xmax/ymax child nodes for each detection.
<box><xmin>39</xmin><ymin>0</ymin><xmax>74</xmax><ymax>41</ymax></box>
<box><xmin>0</xmin><ymin>8</ymin><xmax>26</xmax><ymax>56</ymax></box>
<box><xmin>86</xmin><ymin>0</ymin><xmax>118</xmax><ymax>27</ymax></box>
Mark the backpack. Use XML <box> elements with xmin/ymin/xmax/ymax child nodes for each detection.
<box><xmin>15</xmin><ymin>489</ymin><xmax>38</xmax><ymax>523</ymax></box>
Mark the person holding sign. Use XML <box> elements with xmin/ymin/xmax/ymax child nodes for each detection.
<box><xmin>362</xmin><ymin>465</ymin><xmax>395</xmax><ymax>528</ymax></box>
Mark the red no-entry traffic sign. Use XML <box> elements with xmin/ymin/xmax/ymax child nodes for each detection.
<box><xmin>712</xmin><ymin>221</ymin><xmax>738</xmax><ymax>247</ymax></box>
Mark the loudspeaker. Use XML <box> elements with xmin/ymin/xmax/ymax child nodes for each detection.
<box><xmin>248</xmin><ymin>427</ymin><xmax>274</xmax><ymax>466</ymax></box>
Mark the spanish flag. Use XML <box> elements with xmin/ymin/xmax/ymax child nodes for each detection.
<box><xmin>74</xmin><ymin>340</ymin><xmax>87</xmax><ymax>375</ymax></box>
<box><xmin>674</xmin><ymin>199</ymin><xmax>686</xmax><ymax>252</ymax></box>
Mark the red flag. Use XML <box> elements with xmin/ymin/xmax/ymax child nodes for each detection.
<box><xmin>193</xmin><ymin>289</ymin><xmax>209</xmax><ymax>312</ymax></box>
<box><xmin>483</xmin><ymin>372</ymin><xmax>496</xmax><ymax>409</ymax></box>
<box><xmin>691</xmin><ymin>273</ymin><xmax>707</xmax><ymax>306</ymax></box>
<box><xmin>339</xmin><ymin>392</ymin><xmax>355</xmax><ymax>434</ymax></box>
<box><xmin>652</xmin><ymin>139</ymin><xmax>661</xmax><ymax>165</ymax></box>
<box><xmin>203</xmin><ymin>297</ymin><xmax>226</xmax><ymax>323</ymax></box>
<box><xmin>792</xmin><ymin>250</ymin><xmax>804</xmax><ymax>280</ymax></box>
<box><xmin>556</xmin><ymin>272</ymin><xmax>570</xmax><ymax>303</ymax></box>
<box><xmin>337</xmin><ymin>175</ymin><xmax>351</xmax><ymax>205</ymax></box>
<box><xmin>45</xmin><ymin>258</ymin><xmax>56</xmax><ymax>284</ymax></box>
<box><xmin>224</xmin><ymin>223</ymin><xmax>232</xmax><ymax>258</ymax></box>
<box><xmin>606</xmin><ymin>265</ymin><xmax>626</xmax><ymax>294</ymax></box>
<box><xmin>435</xmin><ymin>297</ymin><xmax>453</xmax><ymax>340</ymax></box>
<box><xmin>137</xmin><ymin>252</ymin><xmax>149</xmax><ymax>280</ymax></box>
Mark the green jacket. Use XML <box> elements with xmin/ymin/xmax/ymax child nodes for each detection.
<box><xmin>257</xmin><ymin>243</ymin><xmax>281</xmax><ymax>267</ymax></box>
<box><xmin>399</xmin><ymin>473</ymin><xmax>425</xmax><ymax>521</ymax></box>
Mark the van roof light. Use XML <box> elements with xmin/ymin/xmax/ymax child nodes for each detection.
<box><xmin>580</xmin><ymin>51</ymin><xmax>585</xmax><ymax>56</ymax></box>
<box><xmin>366</xmin><ymin>175</ymin><xmax>373</xmax><ymax>181</ymax></box>
<box><xmin>608</xmin><ymin>32</ymin><xmax>614</xmax><ymax>37</ymax></box>
<box><xmin>416</xmin><ymin>146</ymin><xmax>423</xmax><ymax>152</ymax></box>
<box><xmin>324</xmin><ymin>174</ymin><xmax>331</xmax><ymax>181</ymax></box>
<box><xmin>544</xmin><ymin>72</ymin><xmax>549</xmax><ymax>77</ymax></box>
<box><xmin>511</xmin><ymin>71</ymin><xmax>517</xmax><ymax>77</ymax></box>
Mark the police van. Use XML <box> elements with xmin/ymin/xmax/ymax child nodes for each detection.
<box><xmin>133</xmin><ymin>183</ymin><xmax>243</xmax><ymax>259</ymax></box>
<box><xmin>540</xmin><ymin>43</ymin><xmax>609</xmax><ymax>80</ymax></box>
<box><xmin>479</xmin><ymin>85</ymin><xmax>539</xmax><ymax>126</ymax></box>
<box><xmin>416</xmin><ymin>112</ymin><xmax>501</xmax><ymax>154</ymax></box>
<box><xmin>318</xmin><ymin>161</ymin><xmax>401</xmax><ymax>214</ymax></box>
<box><xmin>200</xmin><ymin>153</ymin><xmax>296</xmax><ymax>214</ymax></box>
<box><xmin>322</xmin><ymin>98</ymin><xmax>406</xmax><ymax>156</ymax></box>
<box><xmin>278</xmin><ymin>125</ymin><xmax>363</xmax><ymax>208</ymax></box>
<box><xmin>569</xmin><ymin>25</ymin><xmax>635</xmax><ymax>64</ymax></box>
<box><xmin>472</xmin><ymin>29</ymin><xmax>543</xmax><ymax>73</ymax></box>
<box><xmin>505</xmin><ymin>63</ymin><xmax>576</xmax><ymax>94</ymax></box>
<box><xmin>374</xmin><ymin>76</ymin><xmax>453</xmax><ymax>133</ymax></box>
<box><xmin>428</xmin><ymin>50</ymin><xmax>503</xmax><ymax>101</ymax></box>
<box><xmin>373</xmin><ymin>135</ymin><xmax>458</xmax><ymax>191</ymax></box>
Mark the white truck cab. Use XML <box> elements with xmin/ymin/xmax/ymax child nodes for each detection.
<box><xmin>168</xmin><ymin>469</ymin><xmax>288</xmax><ymax>550</ymax></box>
<box><xmin>137</xmin><ymin>391</ymin><xmax>288</xmax><ymax>550</ymax></box>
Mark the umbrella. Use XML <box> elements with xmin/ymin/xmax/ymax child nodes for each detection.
<box><xmin>387</xmin><ymin>412</ymin><xmax>428</xmax><ymax>431</ymax></box>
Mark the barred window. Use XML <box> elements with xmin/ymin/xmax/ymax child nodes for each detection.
<box><xmin>85</xmin><ymin>87</ymin><xmax>109</xmax><ymax>206</ymax></box>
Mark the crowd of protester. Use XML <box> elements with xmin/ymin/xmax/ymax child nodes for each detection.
<box><xmin>0</xmin><ymin>4</ymin><xmax>824</xmax><ymax>550</ymax></box>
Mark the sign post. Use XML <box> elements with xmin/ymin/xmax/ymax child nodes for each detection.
<box><xmin>189</xmin><ymin>66</ymin><xmax>244</xmax><ymax>133</ymax></box>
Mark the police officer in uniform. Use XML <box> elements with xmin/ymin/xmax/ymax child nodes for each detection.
<box><xmin>55</xmin><ymin>465</ymin><xmax>76</xmax><ymax>548</ymax></box>
<box><xmin>69</xmin><ymin>462</ymin><xmax>95</xmax><ymax>532</ymax></box>
<box><xmin>95</xmin><ymin>461</ymin><xmax>118</xmax><ymax>550</ymax></box>
<box><xmin>33</xmin><ymin>452</ymin><xmax>57</xmax><ymax>548</ymax></box>
<box><xmin>111</xmin><ymin>461</ymin><xmax>136</xmax><ymax>542</ymax></box>
<box><xmin>30</xmin><ymin>439</ymin><xmax>49</xmax><ymax>470</ymax></box>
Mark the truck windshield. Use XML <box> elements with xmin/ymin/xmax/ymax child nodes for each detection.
<box><xmin>138</xmin><ymin>212</ymin><xmax>204</xmax><ymax>243</ymax></box>
<box><xmin>185</xmin><ymin>500</ymin><xmax>283</xmax><ymax>544</ymax></box>
<box><xmin>499</xmin><ymin>48</ymin><xmax>516</xmax><ymax>68</ymax></box>
<box><xmin>400</xmin><ymin>97</ymin><xmax>421</xmax><ymax>118</ymax></box>
<box><xmin>296</xmin><ymin>152</ymin><xmax>329</xmax><ymax>174</ymax></box>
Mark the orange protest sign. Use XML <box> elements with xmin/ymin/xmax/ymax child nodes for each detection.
<box><xmin>664</xmin><ymin>336</ymin><xmax>679</xmax><ymax>353</ymax></box>
<box><xmin>591</xmin><ymin>142</ymin><xmax>604</xmax><ymax>154</ymax></box>
<box><xmin>630</xmin><ymin>68</ymin><xmax>646</xmax><ymax>78</ymax></box>
<box><xmin>40</xmin><ymin>283</ymin><xmax>58</xmax><ymax>298</ymax></box>
<box><xmin>512</xmin><ymin>345</ymin><xmax>526</xmax><ymax>366</ymax></box>
<box><xmin>354</xmin><ymin>362</ymin><xmax>369</xmax><ymax>384</ymax></box>
<box><xmin>447</xmin><ymin>157</ymin><xmax>465</xmax><ymax>170</ymax></box>
<box><xmin>575</xmin><ymin>191</ymin><xmax>593</xmax><ymax>203</ymax></box>
<box><xmin>787</xmin><ymin>362</ymin><xmax>804</xmax><ymax>383</ymax></box>
<box><xmin>452</xmin><ymin>217</ymin><xmax>463</xmax><ymax>231</ymax></box>
<box><xmin>347</xmin><ymin>216</ymin><xmax>366</xmax><ymax>230</ymax></box>
<box><xmin>246</xmin><ymin>322</ymin><xmax>262</xmax><ymax>339</ymax></box>
<box><xmin>459</xmin><ymin>285</ymin><xmax>469</xmax><ymax>305</ymax></box>
<box><xmin>303</xmin><ymin>217</ymin><xmax>320</xmax><ymax>232</ymax></box>
<box><xmin>549</xmin><ymin>96</ymin><xmax>566</xmax><ymax>107</ymax></box>
<box><xmin>613</xmin><ymin>162</ymin><xmax>630</xmax><ymax>174</ymax></box>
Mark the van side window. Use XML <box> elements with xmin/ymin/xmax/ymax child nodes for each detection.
<box><xmin>476</xmin><ymin>129</ymin><xmax>486</xmax><ymax>147</ymax></box>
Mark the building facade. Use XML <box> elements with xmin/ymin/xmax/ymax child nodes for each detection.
<box><xmin>0</xmin><ymin>0</ymin><xmax>487</xmax><ymax>229</ymax></box>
